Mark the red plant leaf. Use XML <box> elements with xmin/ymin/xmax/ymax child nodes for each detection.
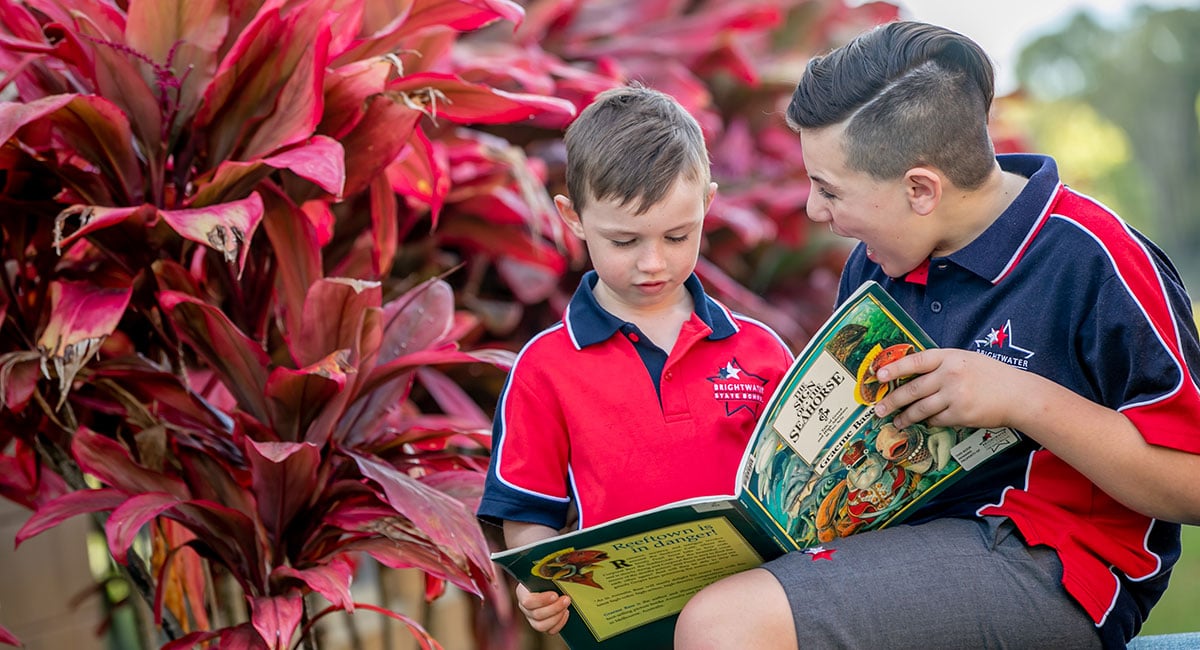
<box><xmin>54</xmin><ymin>203</ymin><xmax>156</xmax><ymax>251</ymax></box>
<box><xmin>403</xmin><ymin>0</ymin><xmax>524</xmax><ymax>34</ymax></box>
<box><xmin>161</xmin><ymin>624</ymin><xmax>266</xmax><ymax>650</ymax></box>
<box><xmin>158</xmin><ymin>290</ymin><xmax>271</xmax><ymax>422</ymax></box>
<box><xmin>293</xmin><ymin>278</ymin><xmax>383</xmax><ymax>369</ymax></box>
<box><xmin>352</xmin><ymin>454</ymin><xmax>493</xmax><ymax>593</ymax></box>
<box><xmin>435</xmin><ymin>217</ymin><xmax>568</xmax><ymax>275</ymax></box>
<box><xmin>72</xmin><ymin>427</ymin><xmax>190</xmax><ymax>498</ymax></box>
<box><xmin>259</xmin><ymin>188</ymin><xmax>323</xmax><ymax>343</ymax></box>
<box><xmin>35</xmin><ymin>279</ymin><xmax>132</xmax><ymax>399</ymax></box>
<box><xmin>107</xmin><ymin>494</ymin><xmax>265</xmax><ymax>591</ymax></box>
<box><xmin>105</xmin><ymin>492</ymin><xmax>184</xmax><ymax>562</ymax></box>
<box><xmin>196</xmin><ymin>1</ymin><xmax>333</xmax><ymax>162</ymax></box>
<box><xmin>158</xmin><ymin>192</ymin><xmax>264</xmax><ymax>278</ymax></box>
<box><xmin>387</xmin><ymin>72</ymin><xmax>576</xmax><ymax>124</ymax></box>
<box><xmin>336</xmin><ymin>92</ymin><xmax>424</xmax><ymax>198</ymax></box>
<box><xmin>415</xmin><ymin>367</ymin><xmax>489</xmax><ymax>427</ymax></box>
<box><xmin>0</xmin><ymin>93</ymin><xmax>74</xmax><ymax>147</ymax></box>
<box><xmin>307</xmin><ymin>602</ymin><xmax>442</xmax><ymax>650</ymax></box>
<box><xmin>73</xmin><ymin>12</ymin><xmax>164</xmax><ymax>172</ymax></box>
<box><xmin>262</xmin><ymin>135</ymin><xmax>345</xmax><ymax>197</ymax></box>
<box><xmin>386</xmin><ymin>126</ymin><xmax>449</xmax><ymax>228</ymax></box>
<box><xmin>265</xmin><ymin>352</ymin><xmax>351</xmax><ymax>442</ymax></box>
<box><xmin>49</xmin><ymin>94</ymin><xmax>146</xmax><ymax>204</ymax></box>
<box><xmin>245</xmin><ymin>439</ymin><xmax>321</xmax><ymax>548</ymax></box>
<box><xmin>124</xmin><ymin>0</ymin><xmax>229</xmax><ymax>127</ymax></box>
<box><xmin>0</xmin><ymin>622</ymin><xmax>18</xmax><ymax>646</ymax></box>
<box><xmin>1</xmin><ymin>351</ymin><xmax>41</xmax><ymax>414</ymax></box>
<box><xmin>368</xmin><ymin>174</ymin><xmax>397</xmax><ymax>278</ymax></box>
<box><xmin>249</xmin><ymin>593</ymin><xmax>303</xmax><ymax>650</ymax></box>
<box><xmin>14</xmin><ymin>487</ymin><xmax>126</xmax><ymax>546</ymax></box>
<box><xmin>318</xmin><ymin>57</ymin><xmax>391</xmax><ymax>140</ymax></box>
<box><xmin>270</xmin><ymin>555</ymin><xmax>354</xmax><ymax>611</ymax></box>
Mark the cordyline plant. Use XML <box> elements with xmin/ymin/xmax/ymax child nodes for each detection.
<box><xmin>0</xmin><ymin>0</ymin><xmax>578</xmax><ymax>648</ymax></box>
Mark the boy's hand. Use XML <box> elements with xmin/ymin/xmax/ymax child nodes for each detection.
<box><xmin>516</xmin><ymin>583</ymin><xmax>571</xmax><ymax>634</ymax></box>
<box><xmin>873</xmin><ymin>348</ymin><xmax>1024</xmax><ymax>430</ymax></box>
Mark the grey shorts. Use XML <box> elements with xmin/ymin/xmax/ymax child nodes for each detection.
<box><xmin>760</xmin><ymin>516</ymin><xmax>1103</xmax><ymax>650</ymax></box>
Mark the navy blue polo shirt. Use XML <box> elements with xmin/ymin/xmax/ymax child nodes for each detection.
<box><xmin>837</xmin><ymin>154</ymin><xmax>1200</xmax><ymax>648</ymax></box>
<box><xmin>479</xmin><ymin>271</ymin><xmax>794</xmax><ymax>531</ymax></box>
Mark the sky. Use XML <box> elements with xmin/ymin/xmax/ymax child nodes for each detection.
<box><xmin>890</xmin><ymin>0</ymin><xmax>1197</xmax><ymax>94</ymax></box>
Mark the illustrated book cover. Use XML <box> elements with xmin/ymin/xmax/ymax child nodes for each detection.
<box><xmin>490</xmin><ymin>280</ymin><xmax>1021</xmax><ymax>649</ymax></box>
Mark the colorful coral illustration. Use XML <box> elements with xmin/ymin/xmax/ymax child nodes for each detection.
<box><xmin>533</xmin><ymin>549</ymin><xmax>610</xmax><ymax>589</ymax></box>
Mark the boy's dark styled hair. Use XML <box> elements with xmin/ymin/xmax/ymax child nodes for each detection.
<box><xmin>788</xmin><ymin>21</ymin><xmax>996</xmax><ymax>190</ymax></box>
<box><xmin>564</xmin><ymin>84</ymin><xmax>710</xmax><ymax>215</ymax></box>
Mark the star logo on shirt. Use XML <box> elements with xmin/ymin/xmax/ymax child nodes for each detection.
<box><xmin>973</xmin><ymin>319</ymin><xmax>1034</xmax><ymax>361</ymax></box>
<box><xmin>708</xmin><ymin>358</ymin><xmax>769</xmax><ymax>417</ymax></box>
<box><xmin>804</xmin><ymin>546</ymin><xmax>837</xmax><ymax>561</ymax></box>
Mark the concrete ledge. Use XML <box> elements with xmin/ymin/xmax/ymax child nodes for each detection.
<box><xmin>1128</xmin><ymin>633</ymin><xmax>1200</xmax><ymax>649</ymax></box>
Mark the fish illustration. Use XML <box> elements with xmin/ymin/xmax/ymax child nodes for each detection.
<box><xmin>533</xmin><ymin>549</ymin><xmax>609</xmax><ymax>589</ymax></box>
<box><xmin>854</xmin><ymin>342</ymin><xmax>915</xmax><ymax>404</ymax></box>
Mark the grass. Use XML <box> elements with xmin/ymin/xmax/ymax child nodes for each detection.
<box><xmin>1141</xmin><ymin>524</ymin><xmax>1200</xmax><ymax>634</ymax></box>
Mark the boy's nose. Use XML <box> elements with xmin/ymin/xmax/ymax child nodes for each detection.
<box><xmin>638</xmin><ymin>243</ymin><xmax>667</xmax><ymax>271</ymax></box>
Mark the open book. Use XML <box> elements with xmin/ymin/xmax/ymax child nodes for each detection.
<box><xmin>490</xmin><ymin>281</ymin><xmax>1020</xmax><ymax>649</ymax></box>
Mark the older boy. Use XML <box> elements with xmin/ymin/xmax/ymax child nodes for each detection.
<box><xmin>676</xmin><ymin>21</ymin><xmax>1200</xmax><ymax>649</ymax></box>
<box><xmin>477</xmin><ymin>85</ymin><xmax>794</xmax><ymax>636</ymax></box>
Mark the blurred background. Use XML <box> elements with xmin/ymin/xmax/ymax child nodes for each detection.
<box><xmin>1</xmin><ymin>0</ymin><xmax>1197</xmax><ymax>648</ymax></box>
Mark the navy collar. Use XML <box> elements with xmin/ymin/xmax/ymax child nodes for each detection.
<box><xmin>564</xmin><ymin>271</ymin><xmax>738</xmax><ymax>349</ymax></box>
<box><xmin>935</xmin><ymin>154</ymin><xmax>1062</xmax><ymax>284</ymax></box>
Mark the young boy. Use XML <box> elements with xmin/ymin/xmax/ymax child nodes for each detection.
<box><xmin>675</xmin><ymin>21</ymin><xmax>1200</xmax><ymax>650</ymax></box>
<box><xmin>477</xmin><ymin>85</ymin><xmax>794</xmax><ymax>636</ymax></box>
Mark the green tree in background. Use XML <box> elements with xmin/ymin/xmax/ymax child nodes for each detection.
<box><xmin>1016</xmin><ymin>6</ymin><xmax>1200</xmax><ymax>290</ymax></box>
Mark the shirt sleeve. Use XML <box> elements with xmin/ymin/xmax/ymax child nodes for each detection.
<box><xmin>477</xmin><ymin>348</ymin><xmax>574</xmax><ymax>529</ymax></box>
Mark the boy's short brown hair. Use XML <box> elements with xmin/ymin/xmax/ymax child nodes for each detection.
<box><xmin>563</xmin><ymin>84</ymin><xmax>710</xmax><ymax>215</ymax></box>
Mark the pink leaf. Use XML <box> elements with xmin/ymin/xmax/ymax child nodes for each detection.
<box><xmin>158</xmin><ymin>290</ymin><xmax>271</xmax><ymax>422</ymax></box>
<box><xmin>387</xmin><ymin>72</ymin><xmax>576</xmax><ymax>124</ymax></box>
<box><xmin>270</xmin><ymin>556</ymin><xmax>354</xmax><ymax>611</ymax></box>
<box><xmin>124</xmin><ymin>0</ymin><xmax>229</xmax><ymax>127</ymax></box>
<box><xmin>105</xmin><ymin>492</ymin><xmax>183</xmax><ymax>562</ymax></box>
<box><xmin>335</xmin><ymin>93</ymin><xmax>424</xmax><ymax>198</ymax></box>
<box><xmin>0</xmin><ymin>94</ymin><xmax>74</xmax><ymax>146</ymax></box>
<box><xmin>245</xmin><ymin>439</ymin><xmax>321</xmax><ymax>547</ymax></box>
<box><xmin>262</xmin><ymin>136</ymin><xmax>345</xmax><ymax>197</ymax></box>
<box><xmin>72</xmin><ymin>427</ymin><xmax>190</xmax><ymax>498</ymax></box>
<box><xmin>259</xmin><ymin>189</ymin><xmax>323</xmax><ymax>343</ymax></box>
<box><xmin>250</xmin><ymin>593</ymin><xmax>303</xmax><ymax>650</ymax></box>
<box><xmin>196</xmin><ymin>2</ymin><xmax>333</xmax><ymax>162</ymax></box>
<box><xmin>318</xmin><ymin>58</ymin><xmax>391</xmax><ymax>140</ymax></box>
<box><xmin>293</xmin><ymin>278</ymin><xmax>383</xmax><ymax>369</ymax></box>
<box><xmin>54</xmin><ymin>204</ymin><xmax>156</xmax><ymax>251</ymax></box>
<box><xmin>386</xmin><ymin>126</ymin><xmax>449</xmax><ymax>228</ymax></box>
<box><xmin>159</xmin><ymin>193</ymin><xmax>264</xmax><ymax>278</ymax></box>
<box><xmin>368</xmin><ymin>174</ymin><xmax>398</xmax><ymax>278</ymax></box>
<box><xmin>35</xmin><ymin>280</ymin><xmax>132</xmax><ymax>397</ymax></box>
<box><xmin>15</xmin><ymin>488</ymin><xmax>126</xmax><ymax>546</ymax></box>
<box><xmin>352</xmin><ymin>455</ymin><xmax>493</xmax><ymax>594</ymax></box>
<box><xmin>0</xmin><ymin>623</ymin><xmax>20</xmax><ymax>647</ymax></box>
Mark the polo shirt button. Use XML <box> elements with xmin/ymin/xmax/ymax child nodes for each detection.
<box><xmin>628</xmin><ymin>332</ymin><xmax>640</xmax><ymax>342</ymax></box>
<box><xmin>930</xmin><ymin>301</ymin><xmax>943</xmax><ymax>313</ymax></box>
<box><xmin>665</xmin><ymin>371</ymin><xmax>673</xmax><ymax>380</ymax></box>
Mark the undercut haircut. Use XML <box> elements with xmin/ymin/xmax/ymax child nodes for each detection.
<box><xmin>563</xmin><ymin>84</ymin><xmax>710</xmax><ymax>215</ymax></box>
<box><xmin>787</xmin><ymin>21</ymin><xmax>997</xmax><ymax>190</ymax></box>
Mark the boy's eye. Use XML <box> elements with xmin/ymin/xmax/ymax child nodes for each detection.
<box><xmin>818</xmin><ymin>188</ymin><xmax>837</xmax><ymax>200</ymax></box>
<box><xmin>666</xmin><ymin>234</ymin><xmax>689</xmax><ymax>243</ymax></box>
<box><xmin>611</xmin><ymin>239</ymin><xmax>636</xmax><ymax>248</ymax></box>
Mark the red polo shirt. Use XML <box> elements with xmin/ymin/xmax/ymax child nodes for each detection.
<box><xmin>478</xmin><ymin>272</ymin><xmax>794</xmax><ymax>530</ymax></box>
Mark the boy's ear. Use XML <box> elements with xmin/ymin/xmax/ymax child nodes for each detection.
<box><xmin>904</xmin><ymin>167</ymin><xmax>941</xmax><ymax>216</ymax></box>
<box><xmin>704</xmin><ymin>181</ymin><xmax>718</xmax><ymax>211</ymax></box>
<box><xmin>554</xmin><ymin>194</ymin><xmax>586</xmax><ymax>239</ymax></box>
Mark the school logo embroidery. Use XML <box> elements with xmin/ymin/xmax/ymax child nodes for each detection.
<box><xmin>708</xmin><ymin>358</ymin><xmax>768</xmax><ymax>417</ymax></box>
<box><xmin>804</xmin><ymin>546</ymin><xmax>837</xmax><ymax>561</ymax></box>
<box><xmin>972</xmin><ymin>319</ymin><xmax>1034</xmax><ymax>369</ymax></box>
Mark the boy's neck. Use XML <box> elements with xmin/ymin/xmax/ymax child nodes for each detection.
<box><xmin>934</xmin><ymin>167</ymin><xmax>1029</xmax><ymax>257</ymax></box>
<box><xmin>594</xmin><ymin>284</ymin><xmax>695</xmax><ymax>353</ymax></box>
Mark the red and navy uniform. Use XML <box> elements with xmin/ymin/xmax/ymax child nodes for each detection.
<box><xmin>838</xmin><ymin>154</ymin><xmax>1200</xmax><ymax>648</ymax></box>
<box><xmin>478</xmin><ymin>271</ymin><xmax>794</xmax><ymax>531</ymax></box>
